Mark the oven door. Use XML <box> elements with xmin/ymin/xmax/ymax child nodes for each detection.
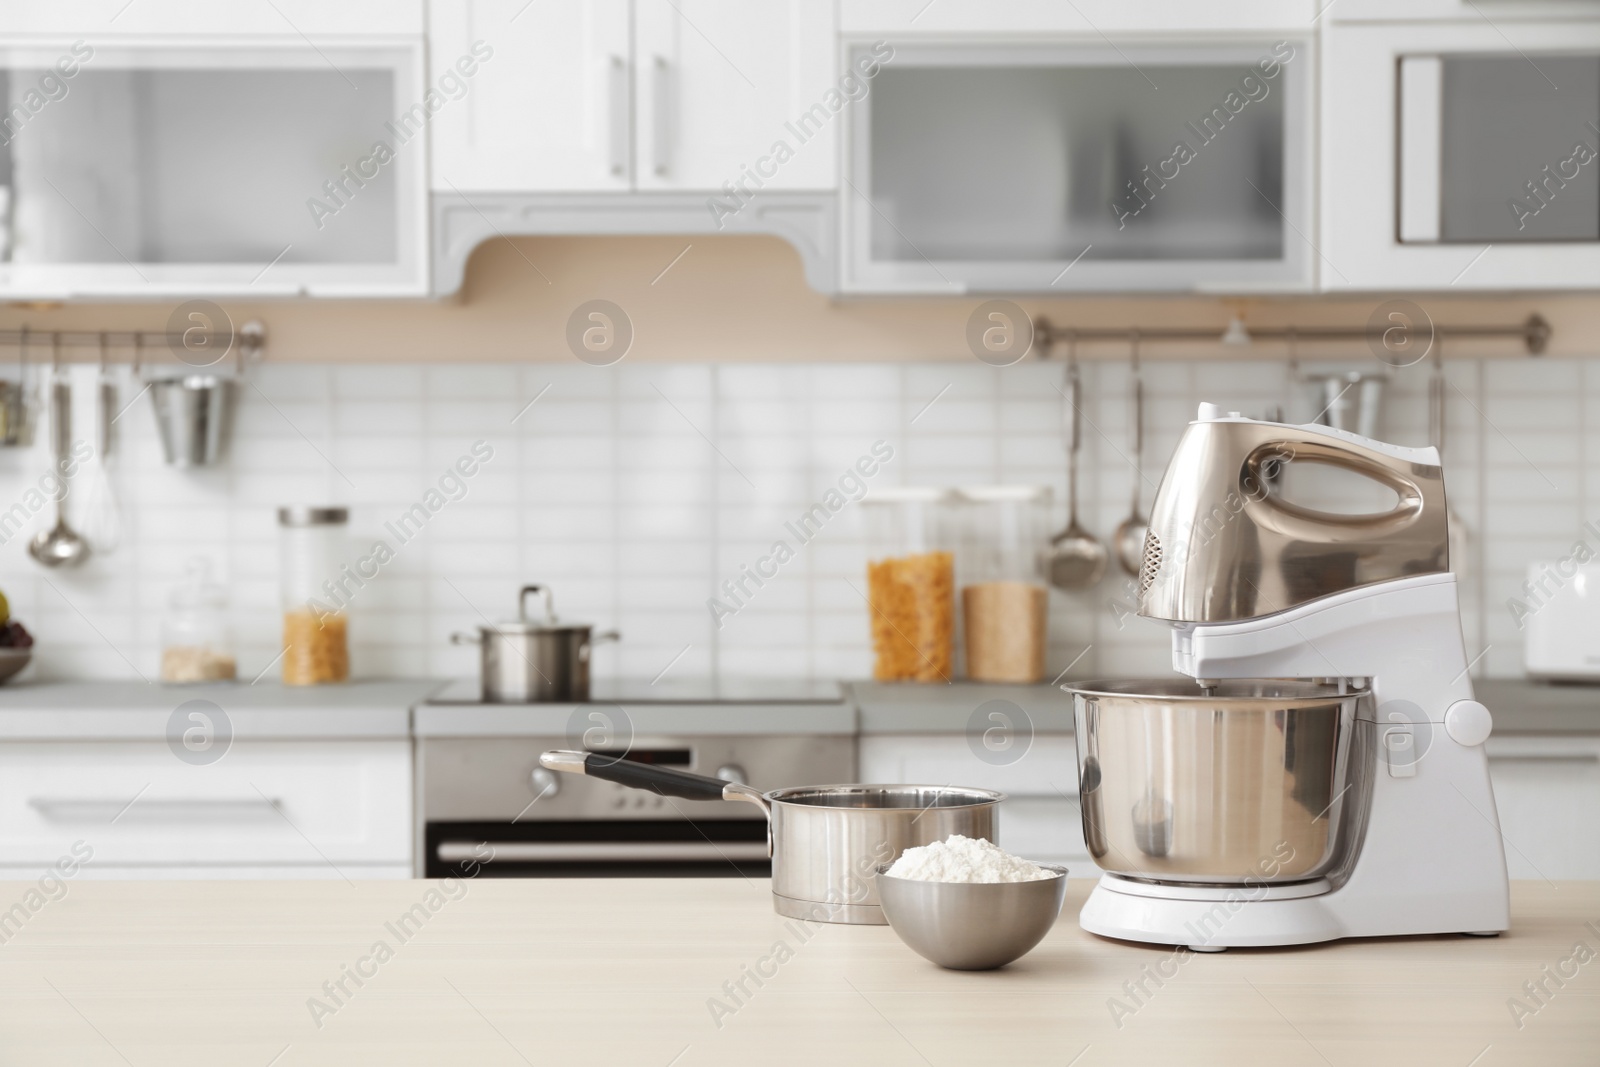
<box><xmin>417</xmin><ymin>733</ymin><xmax>852</xmax><ymax>878</ymax></box>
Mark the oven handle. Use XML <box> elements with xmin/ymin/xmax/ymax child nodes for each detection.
<box><xmin>435</xmin><ymin>840</ymin><xmax>770</xmax><ymax>864</ymax></box>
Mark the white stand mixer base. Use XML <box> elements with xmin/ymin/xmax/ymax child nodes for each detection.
<box><xmin>1080</xmin><ymin>869</ymin><xmax>1509</xmax><ymax>949</ymax></box>
<box><xmin>1081</xmin><ymin>875</ymin><xmax>1345</xmax><ymax>949</ymax></box>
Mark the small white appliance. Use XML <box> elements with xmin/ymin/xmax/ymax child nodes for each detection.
<box><xmin>1523</xmin><ymin>560</ymin><xmax>1600</xmax><ymax>681</ymax></box>
<box><xmin>1067</xmin><ymin>404</ymin><xmax>1510</xmax><ymax>950</ymax></box>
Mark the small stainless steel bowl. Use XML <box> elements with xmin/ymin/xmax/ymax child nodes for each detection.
<box><xmin>874</xmin><ymin>863</ymin><xmax>1068</xmax><ymax>970</ymax></box>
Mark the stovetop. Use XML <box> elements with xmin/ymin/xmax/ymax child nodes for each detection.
<box><xmin>424</xmin><ymin>677</ymin><xmax>845</xmax><ymax>706</ymax></box>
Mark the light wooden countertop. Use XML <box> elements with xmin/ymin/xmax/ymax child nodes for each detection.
<box><xmin>1</xmin><ymin>877</ymin><xmax>1596</xmax><ymax>1065</ymax></box>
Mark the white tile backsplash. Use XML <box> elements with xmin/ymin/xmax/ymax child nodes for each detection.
<box><xmin>0</xmin><ymin>358</ymin><xmax>1586</xmax><ymax>683</ymax></box>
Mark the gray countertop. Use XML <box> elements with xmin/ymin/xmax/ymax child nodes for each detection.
<box><xmin>848</xmin><ymin>680</ymin><xmax>1077</xmax><ymax>734</ymax></box>
<box><xmin>0</xmin><ymin>680</ymin><xmax>441</xmax><ymax>740</ymax></box>
<box><xmin>0</xmin><ymin>677</ymin><xmax>1589</xmax><ymax>742</ymax></box>
<box><xmin>848</xmin><ymin>678</ymin><xmax>1600</xmax><ymax>736</ymax></box>
<box><xmin>1475</xmin><ymin>679</ymin><xmax>1600</xmax><ymax>734</ymax></box>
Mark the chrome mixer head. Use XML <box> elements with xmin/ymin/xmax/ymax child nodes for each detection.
<box><xmin>1138</xmin><ymin>406</ymin><xmax>1450</xmax><ymax>625</ymax></box>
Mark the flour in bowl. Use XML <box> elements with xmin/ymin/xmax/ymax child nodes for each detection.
<box><xmin>886</xmin><ymin>835</ymin><xmax>1055</xmax><ymax>883</ymax></box>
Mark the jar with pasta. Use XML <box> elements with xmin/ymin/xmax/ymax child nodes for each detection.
<box><xmin>279</xmin><ymin>506</ymin><xmax>350</xmax><ymax>685</ymax></box>
<box><xmin>862</xmin><ymin>488</ymin><xmax>956</xmax><ymax>682</ymax></box>
<box><xmin>955</xmin><ymin>486</ymin><xmax>1051</xmax><ymax>683</ymax></box>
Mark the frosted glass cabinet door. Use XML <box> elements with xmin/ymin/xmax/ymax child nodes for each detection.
<box><xmin>841</xmin><ymin>40</ymin><xmax>1313</xmax><ymax>293</ymax></box>
<box><xmin>0</xmin><ymin>42</ymin><xmax>427</xmax><ymax>298</ymax></box>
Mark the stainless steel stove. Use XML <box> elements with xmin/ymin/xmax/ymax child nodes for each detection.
<box><xmin>415</xmin><ymin>679</ymin><xmax>854</xmax><ymax>879</ymax></box>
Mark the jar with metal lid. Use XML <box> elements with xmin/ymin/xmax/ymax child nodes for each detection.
<box><xmin>160</xmin><ymin>556</ymin><xmax>236</xmax><ymax>684</ymax></box>
<box><xmin>279</xmin><ymin>506</ymin><xmax>350</xmax><ymax>685</ymax></box>
<box><xmin>954</xmin><ymin>486</ymin><xmax>1052</xmax><ymax>683</ymax></box>
<box><xmin>862</xmin><ymin>488</ymin><xmax>956</xmax><ymax>683</ymax></box>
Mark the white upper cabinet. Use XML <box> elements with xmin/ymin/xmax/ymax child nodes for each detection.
<box><xmin>0</xmin><ymin>38</ymin><xmax>428</xmax><ymax>298</ymax></box>
<box><xmin>429</xmin><ymin>0</ymin><xmax>836</xmax><ymax>194</ymax></box>
<box><xmin>841</xmin><ymin>38</ymin><xmax>1315</xmax><ymax>293</ymax></box>
<box><xmin>5</xmin><ymin>1</ymin><xmax>423</xmax><ymax>36</ymax></box>
<box><xmin>428</xmin><ymin>0</ymin><xmax>631</xmax><ymax>192</ymax></box>
<box><xmin>1323</xmin><ymin>18</ymin><xmax>1600</xmax><ymax>291</ymax></box>
<box><xmin>633</xmin><ymin>0</ymin><xmax>837</xmax><ymax>191</ymax></box>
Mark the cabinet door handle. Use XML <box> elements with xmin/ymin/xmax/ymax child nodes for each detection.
<box><xmin>607</xmin><ymin>53</ymin><xmax>630</xmax><ymax>179</ymax></box>
<box><xmin>651</xmin><ymin>55</ymin><xmax>671</xmax><ymax>177</ymax></box>
<box><xmin>28</xmin><ymin>797</ymin><xmax>282</xmax><ymax>822</ymax></box>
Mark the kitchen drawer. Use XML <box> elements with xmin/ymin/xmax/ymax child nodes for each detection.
<box><xmin>857</xmin><ymin>734</ymin><xmax>1079</xmax><ymax>798</ymax></box>
<box><xmin>0</xmin><ymin>741</ymin><xmax>411</xmax><ymax>870</ymax></box>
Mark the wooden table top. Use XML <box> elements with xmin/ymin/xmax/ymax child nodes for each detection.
<box><xmin>0</xmin><ymin>877</ymin><xmax>1595</xmax><ymax>1065</ymax></box>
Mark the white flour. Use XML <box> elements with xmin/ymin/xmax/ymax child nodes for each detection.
<box><xmin>886</xmin><ymin>834</ymin><xmax>1054</xmax><ymax>883</ymax></box>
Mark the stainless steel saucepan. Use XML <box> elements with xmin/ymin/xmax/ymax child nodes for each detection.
<box><xmin>540</xmin><ymin>750</ymin><xmax>1003</xmax><ymax>925</ymax></box>
<box><xmin>452</xmin><ymin>585</ymin><xmax>619</xmax><ymax>703</ymax></box>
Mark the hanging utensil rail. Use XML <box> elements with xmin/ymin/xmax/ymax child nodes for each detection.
<box><xmin>0</xmin><ymin>322</ymin><xmax>266</xmax><ymax>363</ymax></box>
<box><xmin>1034</xmin><ymin>313</ymin><xmax>1549</xmax><ymax>355</ymax></box>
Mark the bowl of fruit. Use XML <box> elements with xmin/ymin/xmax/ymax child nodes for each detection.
<box><xmin>0</xmin><ymin>590</ymin><xmax>33</xmax><ymax>684</ymax></box>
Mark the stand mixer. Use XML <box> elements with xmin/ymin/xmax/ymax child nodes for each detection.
<box><xmin>1067</xmin><ymin>404</ymin><xmax>1510</xmax><ymax>949</ymax></box>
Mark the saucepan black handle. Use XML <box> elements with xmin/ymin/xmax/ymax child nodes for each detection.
<box><xmin>540</xmin><ymin>750</ymin><xmax>766</xmax><ymax>809</ymax></box>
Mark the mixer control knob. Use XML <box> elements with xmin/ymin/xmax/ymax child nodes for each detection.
<box><xmin>715</xmin><ymin>764</ymin><xmax>748</xmax><ymax>786</ymax></box>
<box><xmin>1445</xmin><ymin>700</ymin><xmax>1493</xmax><ymax>747</ymax></box>
<box><xmin>529</xmin><ymin>767</ymin><xmax>561</xmax><ymax>799</ymax></box>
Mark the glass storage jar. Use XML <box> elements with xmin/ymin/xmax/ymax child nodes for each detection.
<box><xmin>955</xmin><ymin>486</ymin><xmax>1052</xmax><ymax>683</ymax></box>
<box><xmin>279</xmin><ymin>506</ymin><xmax>350</xmax><ymax>685</ymax></box>
<box><xmin>862</xmin><ymin>488</ymin><xmax>956</xmax><ymax>683</ymax></box>
<box><xmin>160</xmin><ymin>556</ymin><xmax>236</xmax><ymax>684</ymax></box>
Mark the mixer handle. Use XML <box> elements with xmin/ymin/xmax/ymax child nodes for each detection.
<box><xmin>1244</xmin><ymin>433</ymin><xmax>1431</xmax><ymax>533</ymax></box>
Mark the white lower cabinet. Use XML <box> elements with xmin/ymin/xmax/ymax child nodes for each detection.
<box><xmin>857</xmin><ymin>735</ymin><xmax>1087</xmax><ymax>868</ymax></box>
<box><xmin>0</xmin><ymin>740</ymin><xmax>412</xmax><ymax>879</ymax></box>
<box><xmin>1486</xmin><ymin>736</ymin><xmax>1600</xmax><ymax>881</ymax></box>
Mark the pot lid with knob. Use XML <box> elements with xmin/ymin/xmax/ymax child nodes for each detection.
<box><xmin>475</xmin><ymin>584</ymin><xmax>600</xmax><ymax>636</ymax></box>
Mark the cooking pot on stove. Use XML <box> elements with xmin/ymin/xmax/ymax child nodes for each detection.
<box><xmin>451</xmin><ymin>585</ymin><xmax>618</xmax><ymax>703</ymax></box>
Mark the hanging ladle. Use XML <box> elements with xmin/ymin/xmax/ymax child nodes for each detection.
<box><xmin>28</xmin><ymin>336</ymin><xmax>90</xmax><ymax>568</ymax></box>
<box><xmin>1042</xmin><ymin>333</ymin><xmax>1108</xmax><ymax>590</ymax></box>
<box><xmin>1113</xmin><ymin>331</ymin><xmax>1148</xmax><ymax>577</ymax></box>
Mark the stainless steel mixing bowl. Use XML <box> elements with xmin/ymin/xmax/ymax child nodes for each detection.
<box><xmin>1067</xmin><ymin>679</ymin><xmax>1367</xmax><ymax>884</ymax></box>
<box><xmin>875</xmin><ymin>863</ymin><xmax>1069</xmax><ymax>970</ymax></box>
